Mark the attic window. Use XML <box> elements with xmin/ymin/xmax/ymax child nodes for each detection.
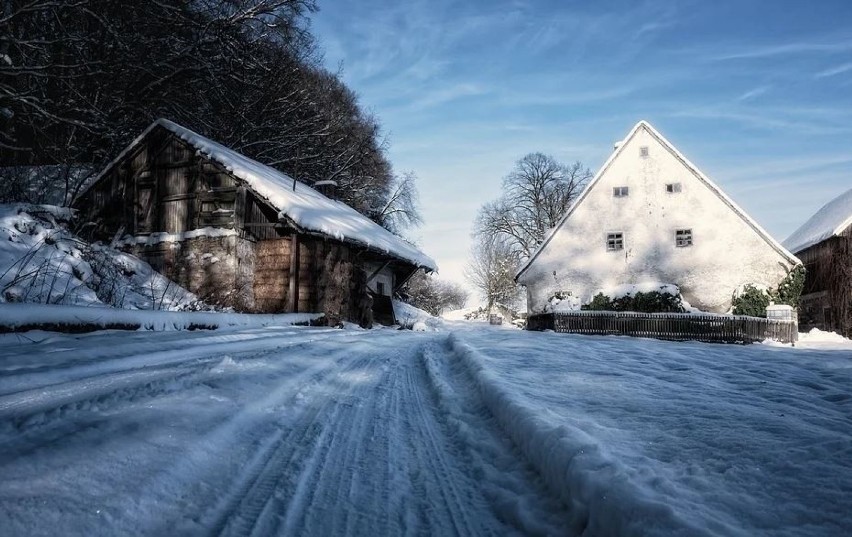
<box><xmin>666</xmin><ymin>182</ymin><xmax>682</xmax><ymax>193</ymax></box>
<box><xmin>675</xmin><ymin>229</ymin><xmax>693</xmax><ymax>247</ymax></box>
<box><xmin>606</xmin><ymin>232</ymin><xmax>624</xmax><ymax>251</ymax></box>
<box><xmin>640</xmin><ymin>146</ymin><xmax>649</xmax><ymax>158</ymax></box>
<box><xmin>613</xmin><ymin>186</ymin><xmax>629</xmax><ymax>197</ymax></box>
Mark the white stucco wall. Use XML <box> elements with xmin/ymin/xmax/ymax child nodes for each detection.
<box><xmin>518</xmin><ymin>124</ymin><xmax>797</xmax><ymax>314</ymax></box>
<box><xmin>364</xmin><ymin>262</ymin><xmax>394</xmax><ymax>296</ymax></box>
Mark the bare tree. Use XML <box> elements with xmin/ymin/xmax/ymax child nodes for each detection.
<box><xmin>402</xmin><ymin>271</ymin><xmax>468</xmax><ymax>316</ymax></box>
<box><xmin>372</xmin><ymin>171</ymin><xmax>422</xmax><ymax>234</ymax></box>
<box><xmin>0</xmin><ymin>0</ymin><xmax>419</xmax><ymax>234</ymax></box>
<box><xmin>465</xmin><ymin>236</ymin><xmax>520</xmax><ymax>312</ymax></box>
<box><xmin>475</xmin><ymin>153</ymin><xmax>591</xmax><ymax>259</ymax></box>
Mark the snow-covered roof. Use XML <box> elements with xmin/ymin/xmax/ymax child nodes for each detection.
<box><xmin>783</xmin><ymin>187</ymin><xmax>852</xmax><ymax>253</ymax></box>
<box><xmin>86</xmin><ymin>119</ymin><xmax>437</xmax><ymax>271</ymax></box>
<box><xmin>515</xmin><ymin>120</ymin><xmax>800</xmax><ymax>281</ymax></box>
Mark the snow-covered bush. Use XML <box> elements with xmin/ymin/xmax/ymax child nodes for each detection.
<box><xmin>731</xmin><ymin>284</ymin><xmax>772</xmax><ymax>317</ymax></box>
<box><xmin>731</xmin><ymin>266</ymin><xmax>806</xmax><ymax>318</ymax></box>
<box><xmin>774</xmin><ymin>264</ymin><xmax>806</xmax><ymax>308</ymax></box>
<box><xmin>544</xmin><ymin>290</ymin><xmax>581</xmax><ymax>313</ymax></box>
<box><xmin>582</xmin><ymin>284</ymin><xmax>685</xmax><ymax>313</ymax></box>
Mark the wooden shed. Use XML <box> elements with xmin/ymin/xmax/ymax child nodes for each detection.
<box><xmin>74</xmin><ymin>119</ymin><xmax>437</xmax><ymax>325</ymax></box>
<box><xmin>784</xmin><ymin>188</ymin><xmax>852</xmax><ymax>336</ymax></box>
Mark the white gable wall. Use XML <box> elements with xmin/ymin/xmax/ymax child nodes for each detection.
<box><xmin>364</xmin><ymin>262</ymin><xmax>394</xmax><ymax>296</ymax></box>
<box><xmin>518</xmin><ymin>124</ymin><xmax>796</xmax><ymax>313</ymax></box>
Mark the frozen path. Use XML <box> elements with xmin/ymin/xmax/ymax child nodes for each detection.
<box><xmin>2</xmin><ymin>324</ymin><xmax>851</xmax><ymax>536</ymax></box>
<box><xmin>0</xmin><ymin>326</ymin><xmax>569</xmax><ymax>536</ymax></box>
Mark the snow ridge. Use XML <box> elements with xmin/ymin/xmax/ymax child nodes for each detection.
<box><xmin>447</xmin><ymin>332</ymin><xmax>709</xmax><ymax>536</ymax></box>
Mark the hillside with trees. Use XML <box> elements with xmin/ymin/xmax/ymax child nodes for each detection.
<box><xmin>0</xmin><ymin>0</ymin><xmax>418</xmax><ymax>232</ymax></box>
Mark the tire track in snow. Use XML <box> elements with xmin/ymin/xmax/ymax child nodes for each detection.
<box><xmin>206</xmin><ymin>335</ymin><xmax>511</xmax><ymax>537</ymax></box>
<box><xmin>212</xmin><ymin>356</ymin><xmax>375</xmax><ymax>537</ymax></box>
<box><xmin>0</xmin><ymin>334</ymin><xmax>360</xmax><ymax>436</ymax></box>
<box><xmin>172</xmin><ymin>339</ymin><xmax>405</xmax><ymax>537</ymax></box>
<box><xmin>0</xmin><ymin>326</ymin><xmax>364</xmax><ymax>396</ymax></box>
<box><xmin>402</xmin><ymin>355</ymin><xmax>489</xmax><ymax>536</ymax></box>
<box><xmin>418</xmin><ymin>338</ymin><xmax>574</xmax><ymax>536</ymax></box>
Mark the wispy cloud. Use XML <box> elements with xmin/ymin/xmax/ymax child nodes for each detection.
<box><xmin>669</xmin><ymin>106</ymin><xmax>852</xmax><ymax>136</ymax></box>
<box><xmin>407</xmin><ymin>83</ymin><xmax>489</xmax><ymax>110</ymax></box>
<box><xmin>736</xmin><ymin>86</ymin><xmax>770</xmax><ymax>102</ymax></box>
<box><xmin>711</xmin><ymin>39</ymin><xmax>852</xmax><ymax>61</ymax></box>
<box><xmin>815</xmin><ymin>61</ymin><xmax>852</xmax><ymax>78</ymax></box>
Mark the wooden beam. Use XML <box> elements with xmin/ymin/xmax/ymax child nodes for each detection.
<box><xmin>288</xmin><ymin>233</ymin><xmax>300</xmax><ymax>312</ymax></box>
<box><xmin>395</xmin><ymin>266</ymin><xmax>420</xmax><ymax>293</ymax></box>
<box><xmin>366</xmin><ymin>260</ymin><xmax>391</xmax><ymax>284</ymax></box>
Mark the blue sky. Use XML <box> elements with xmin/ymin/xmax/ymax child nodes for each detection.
<box><xmin>312</xmin><ymin>0</ymin><xmax>852</xmax><ymax>293</ymax></box>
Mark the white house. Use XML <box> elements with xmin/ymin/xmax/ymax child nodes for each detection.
<box><xmin>515</xmin><ymin>121</ymin><xmax>800</xmax><ymax>314</ymax></box>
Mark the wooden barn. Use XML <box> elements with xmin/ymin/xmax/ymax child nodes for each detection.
<box><xmin>73</xmin><ymin>119</ymin><xmax>437</xmax><ymax>325</ymax></box>
<box><xmin>784</xmin><ymin>188</ymin><xmax>852</xmax><ymax>336</ymax></box>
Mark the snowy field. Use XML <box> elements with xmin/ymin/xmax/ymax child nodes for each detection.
<box><xmin>1</xmin><ymin>322</ymin><xmax>850</xmax><ymax>536</ymax></box>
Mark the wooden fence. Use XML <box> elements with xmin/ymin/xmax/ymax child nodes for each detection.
<box><xmin>526</xmin><ymin>311</ymin><xmax>798</xmax><ymax>344</ymax></box>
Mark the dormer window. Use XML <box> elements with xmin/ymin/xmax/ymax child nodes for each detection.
<box><xmin>666</xmin><ymin>182</ymin><xmax>682</xmax><ymax>193</ymax></box>
<box><xmin>613</xmin><ymin>186</ymin><xmax>629</xmax><ymax>198</ymax></box>
<box><xmin>640</xmin><ymin>146</ymin><xmax>649</xmax><ymax>158</ymax></box>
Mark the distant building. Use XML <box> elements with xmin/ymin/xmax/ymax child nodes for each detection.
<box><xmin>784</xmin><ymin>188</ymin><xmax>852</xmax><ymax>336</ymax></box>
<box><xmin>515</xmin><ymin>121</ymin><xmax>800</xmax><ymax>314</ymax></box>
<box><xmin>74</xmin><ymin>119</ymin><xmax>436</xmax><ymax>324</ymax></box>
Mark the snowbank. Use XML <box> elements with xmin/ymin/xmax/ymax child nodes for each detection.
<box><xmin>446</xmin><ymin>333</ymin><xmax>705</xmax><ymax>536</ymax></box>
<box><xmin>393</xmin><ymin>300</ymin><xmax>443</xmax><ymax>331</ymax></box>
<box><xmin>454</xmin><ymin>328</ymin><xmax>852</xmax><ymax>536</ymax></box>
<box><xmin>0</xmin><ymin>304</ymin><xmax>321</xmax><ymax>333</ymax></box>
<box><xmin>0</xmin><ymin>204</ymin><xmax>199</xmax><ymax>310</ymax></box>
<box><xmin>797</xmin><ymin>327</ymin><xmax>852</xmax><ymax>350</ymax></box>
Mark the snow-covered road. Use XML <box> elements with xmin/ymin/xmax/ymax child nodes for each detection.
<box><xmin>0</xmin><ymin>326</ymin><xmax>569</xmax><ymax>536</ymax></box>
<box><xmin>1</xmin><ymin>324</ymin><xmax>850</xmax><ymax>536</ymax></box>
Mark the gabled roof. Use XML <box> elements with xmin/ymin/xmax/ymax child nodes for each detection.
<box><xmin>83</xmin><ymin>119</ymin><xmax>437</xmax><ymax>271</ymax></box>
<box><xmin>783</xmin><ymin>187</ymin><xmax>852</xmax><ymax>253</ymax></box>
<box><xmin>515</xmin><ymin>120</ymin><xmax>799</xmax><ymax>281</ymax></box>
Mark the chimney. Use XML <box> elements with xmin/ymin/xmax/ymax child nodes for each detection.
<box><xmin>313</xmin><ymin>180</ymin><xmax>338</xmax><ymax>200</ymax></box>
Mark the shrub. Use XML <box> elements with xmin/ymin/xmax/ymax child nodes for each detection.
<box><xmin>731</xmin><ymin>284</ymin><xmax>771</xmax><ymax>317</ymax></box>
<box><xmin>582</xmin><ymin>290</ymin><xmax>684</xmax><ymax>313</ymax></box>
<box><xmin>773</xmin><ymin>264</ymin><xmax>806</xmax><ymax>308</ymax></box>
<box><xmin>583</xmin><ymin>292</ymin><xmax>613</xmax><ymax>311</ymax></box>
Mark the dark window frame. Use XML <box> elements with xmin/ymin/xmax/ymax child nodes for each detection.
<box><xmin>606</xmin><ymin>232</ymin><xmax>624</xmax><ymax>251</ymax></box>
<box><xmin>675</xmin><ymin>229</ymin><xmax>693</xmax><ymax>247</ymax></box>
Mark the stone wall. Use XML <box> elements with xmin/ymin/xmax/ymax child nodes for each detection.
<box><xmin>126</xmin><ymin>234</ymin><xmax>255</xmax><ymax>310</ymax></box>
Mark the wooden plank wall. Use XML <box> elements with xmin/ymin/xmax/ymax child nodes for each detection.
<box><xmin>253</xmin><ymin>237</ymin><xmax>291</xmax><ymax>312</ymax></box>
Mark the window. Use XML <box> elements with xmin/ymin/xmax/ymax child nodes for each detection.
<box><xmin>640</xmin><ymin>146</ymin><xmax>649</xmax><ymax>158</ymax></box>
<box><xmin>613</xmin><ymin>186</ymin><xmax>629</xmax><ymax>197</ymax></box>
<box><xmin>376</xmin><ymin>281</ymin><xmax>386</xmax><ymax>296</ymax></box>
<box><xmin>606</xmin><ymin>232</ymin><xmax>624</xmax><ymax>251</ymax></box>
<box><xmin>675</xmin><ymin>229</ymin><xmax>693</xmax><ymax>247</ymax></box>
<box><xmin>666</xmin><ymin>182</ymin><xmax>682</xmax><ymax>193</ymax></box>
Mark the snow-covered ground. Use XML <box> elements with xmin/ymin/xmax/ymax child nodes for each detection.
<box><xmin>1</xmin><ymin>322</ymin><xmax>850</xmax><ymax>535</ymax></box>
<box><xmin>0</xmin><ymin>204</ymin><xmax>199</xmax><ymax>310</ymax></box>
